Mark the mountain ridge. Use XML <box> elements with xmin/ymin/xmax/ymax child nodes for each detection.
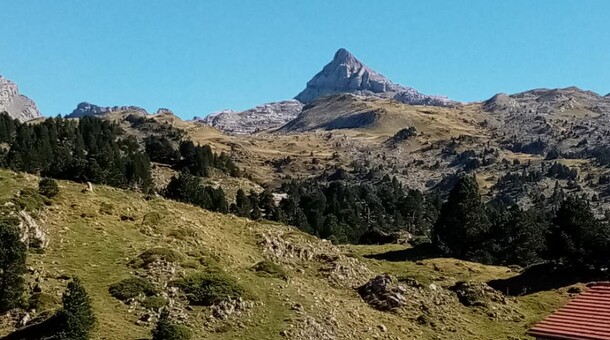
<box><xmin>0</xmin><ymin>75</ymin><xmax>42</xmax><ymax>122</ymax></box>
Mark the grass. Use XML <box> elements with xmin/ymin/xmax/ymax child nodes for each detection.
<box><xmin>0</xmin><ymin>169</ymin><xmax>571</xmax><ymax>340</ymax></box>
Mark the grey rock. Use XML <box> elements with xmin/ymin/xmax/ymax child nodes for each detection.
<box><xmin>294</xmin><ymin>48</ymin><xmax>454</xmax><ymax>107</ymax></box>
<box><xmin>0</xmin><ymin>75</ymin><xmax>42</xmax><ymax>122</ymax></box>
<box><xmin>18</xmin><ymin>211</ymin><xmax>49</xmax><ymax>249</ymax></box>
<box><xmin>483</xmin><ymin>93</ymin><xmax>518</xmax><ymax>113</ymax></box>
<box><xmin>198</xmin><ymin>100</ymin><xmax>303</xmax><ymax>134</ymax></box>
<box><xmin>67</xmin><ymin>102</ymin><xmax>147</xmax><ymax>118</ymax></box>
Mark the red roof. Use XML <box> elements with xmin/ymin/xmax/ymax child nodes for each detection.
<box><xmin>527</xmin><ymin>283</ymin><xmax>610</xmax><ymax>340</ymax></box>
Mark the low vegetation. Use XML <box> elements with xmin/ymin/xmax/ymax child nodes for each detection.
<box><xmin>108</xmin><ymin>277</ymin><xmax>157</xmax><ymax>301</ymax></box>
<box><xmin>173</xmin><ymin>270</ymin><xmax>249</xmax><ymax>306</ymax></box>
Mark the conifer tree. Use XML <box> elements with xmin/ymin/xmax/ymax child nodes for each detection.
<box><xmin>57</xmin><ymin>277</ymin><xmax>96</xmax><ymax>340</ymax></box>
<box><xmin>152</xmin><ymin>309</ymin><xmax>191</xmax><ymax>340</ymax></box>
<box><xmin>0</xmin><ymin>217</ymin><xmax>26</xmax><ymax>313</ymax></box>
<box><xmin>432</xmin><ymin>175</ymin><xmax>492</xmax><ymax>263</ymax></box>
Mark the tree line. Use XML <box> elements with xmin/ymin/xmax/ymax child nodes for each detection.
<box><xmin>0</xmin><ymin>113</ymin><xmax>240</xmax><ymax>193</ymax></box>
<box><xmin>433</xmin><ymin>175</ymin><xmax>610</xmax><ymax>268</ymax></box>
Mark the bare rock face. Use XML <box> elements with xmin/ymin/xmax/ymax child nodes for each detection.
<box><xmin>198</xmin><ymin>100</ymin><xmax>304</xmax><ymax>134</ymax></box>
<box><xmin>0</xmin><ymin>76</ymin><xmax>42</xmax><ymax>122</ymax></box>
<box><xmin>294</xmin><ymin>48</ymin><xmax>454</xmax><ymax>107</ymax></box>
<box><xmin>67</xmin><ymin>102</ymin><xmax>147</xmax><ymax>118</ymax></box>
<box><xmin>18</xmin><ymin>211</ymin><xmax>49</xmax><ymax>249</ymax></box>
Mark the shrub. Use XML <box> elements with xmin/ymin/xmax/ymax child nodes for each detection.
<box><xmin>142</xmin><ymin>296</ymin><xmax>167</xmax><ymax>311</ymax></box>
<box><xmin>38</xmin><ymin>178</ymin><xmax>59</xmax><ymax>198</ymax></box>
<box><xmin>252</xmin><ymin>260</ymin><xmax>288</xmax><ymax>280</ymax></box>
<box><xmin>173</xmin><ymin>271</ymin><xmax>248</xmax><ymax>306</ymax></box>
<box><xmin>130</xmin><ymin>248</ymin><xmax>183</xmax><ymax>268</ymax></box>
<box><xmin>28</xmin><ymin>292</ymin><xmax>60</xmax><ymax>311</ymax></box>
<box><xmin>12</xmin><ymin>188</ymin><xmax>51</xmax><ymax>211</ymax></box>
<box><xmin>142</xmin><ymin>212</ymin><xmax>162</xmax><ymax>226</ymax></box>
<box><xmin>109</xmin><ymin>277</ymin><xmax>157</xmax><ymax>300</ymax></box>
<box><xmin>99</xmin><ymin>202</ymin><xmax>114</xmax><ymax>215</ymax></box>
<box><xmin>152</xmin><ymin>309</ymin><xmax>192</xmax><ymax>340</ymax></box>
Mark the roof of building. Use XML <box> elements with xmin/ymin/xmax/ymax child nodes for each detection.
<box><xmin>527</xmin><ymin>283</ymin><xmax>610</xmax><ymax>340</ymax></box>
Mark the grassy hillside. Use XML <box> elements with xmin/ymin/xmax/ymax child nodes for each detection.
<box><xmin>0</xmin><ymin>169</ymin><xmax>571</xmax><ymax>339</ymax></box>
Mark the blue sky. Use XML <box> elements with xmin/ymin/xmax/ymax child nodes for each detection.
<box><xmin>1</xmin><ymin>1</ymin><xmax>609</xmax><ymax>119</ymax></box>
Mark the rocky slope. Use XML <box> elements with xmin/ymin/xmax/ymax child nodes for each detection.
<box><xmin>0</xmin><ymin>170</ymin><xmax>569</xmax><ymax>340</ymax></box>
<box><xmin>198</xmin><ymin>100</ymin><xmax>303</xmax><ymax>134</ymax></box>
<box><xmin>0</xmin><ymin>76</ymin><xmax>42</xmax><ymax>122</ymax></box>
<box><xmin>294</xmin><ymin>48</ymin><xmax>454</xmax><ymax>107</ymax></box>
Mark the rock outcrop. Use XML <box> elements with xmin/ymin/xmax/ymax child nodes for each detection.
<box><xmin>198</xmin><ymin>100</ymin><xmax>303</xmax><ymax>134</ymax></box>
<box><xmin>483</xmin><ymin>87</ymin><xmax>610</xmax><ymax>115</ymax></box>
<box><xmin>67</xmin><ymin>102</ymin><xmax>147</xmax><ymax>118</ymax></box>
<box><xmin>0</xmin><ymin>76</ymin><xmax>42</xmax><ymax>122</ymax></box>
<box><xmin>18</xmin><ymin>211</ymin><xmax>49</xmax><ymax>249</ymax></box>
<box><xmin>294</xmin><ymin>48</ymin><xmax>454</xmax><ymax>107</ymax></box>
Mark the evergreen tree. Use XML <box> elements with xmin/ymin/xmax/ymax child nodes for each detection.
<box><xmin>56</xmin><ymin>277</ymin><xmax>96</xmax><ymax>340</ymax></box>
<box><xmin>433</xmin><ymin>175</ymin><xmax>492</xmax><ymax>263</ymax></box>
<box><xmin>0</xmin><ymin>217</ymin><xmax>26</xmax><ymax>313</ymax></box>
<box><xmin>233</xmin><ymin>189</ymin><xmax>251</xmax><ymax>217</ymax></box>
<box><xmin>548</xmin><ymin>195</ymin><xmax>610</xmax><ymax>266</ymax></box>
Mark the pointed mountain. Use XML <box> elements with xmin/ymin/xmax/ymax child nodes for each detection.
<box><xmin>0</xmin><ymin>75</ymin><xmax>42</xmax><ymax>122</ymax></box>
<box><xmin>295</xmin><ymin>48</ymin><xmax>453</xmax><ymax>107</ymax></box>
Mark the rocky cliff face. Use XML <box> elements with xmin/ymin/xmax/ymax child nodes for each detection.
<box><xmin>67</xmin><ymin>102</ymin><xmax>148</xmax><ymax>118</ymax></box>
<box><xmin>198</xmin><ymin>100</ymin><xmax>304</xmax><ymax>134</ymax></box>
<box><xmin>0</xmin><ymin>76</ymin><xmax>42</xmax><ymax>122</ymax></box>
<box><xmin>295</xmin><ymin>48</ymin><xmax>454</xmax><ymax>107</ymax></box>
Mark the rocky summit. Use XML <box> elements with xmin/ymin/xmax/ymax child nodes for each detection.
<box><xmin>67</xmin><ymin>102</ymin><xmax>148</xmax><ymax>118</ymax></box>
<box><xmin>294</xmin><ymin>48</ymin><xmax>454</xmax><ymax>106</ymax></box>
<box><xmin>0</xmin><ymin>75</ymin><xmax>42</xmax><ymax>122</ymax></box>
<box><xmin>198</xmin><ymin>100</ymin><xmax>304</xmax><ymax>134</ymax></box>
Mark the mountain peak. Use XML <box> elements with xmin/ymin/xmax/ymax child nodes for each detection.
<box><xmin>333</xmin><ymin>48</ymin><xmax>357</xmax><ymax>63</ymax></box>
<box><xmin>294</xmin><ymin>49</ymin><xmax>454</xmax><ymax>107</ymax></box>
<box><xmin>0</xmin><ymin>75</ymin><xmax>42</xmax><ymax>122</ymax></box>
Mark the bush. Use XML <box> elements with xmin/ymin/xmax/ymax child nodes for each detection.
<box><xmin>173</xmin><ymin>270</ymin><xmax>248</xmax><ymax>306</ymax></box>
<box><xmin>142</xmin><ymin>212</ymin><xmax>162</xmax><ymax>226</ymax></box>
<box><xmin>38</xmin><ymin>178</ymin><xmax>59</xmax><ymax>198</ymax></box>
<box><xmin>109</xmin><ymin>277</ymin><xmax>157</xmax><ymax>300</ymax></box>
<box><xmin>130</xmin><ymin>248</ymin><xmax>184</xmax><ymax>268</ymax></box>
<box><xmin>142</xmin><ymin>296</ymin><xmax>167</xmax><ymax>311</ymax></box>
<box><xmin>252</xmin><ymin>260</ymin><xmax>288</xmax><ymax>280</ymax></box>
<box><xmin>28</xmin><ymin>292</ymin><xmax>60</xmax><ymax>311</ymax></box>
<box><xmin>152</xmin><ymin>309</ymin><xmax>192</xmax><ymax>340</ymax></box>
<box><xmin>12</xmin><ymin>188</ymin><xmax>51</xmax><ymax>211</ymax></box>
<box><xmin>99</xmin><ymin>202</ymin><xmax>114</xmax><ymax>215</ymax></box>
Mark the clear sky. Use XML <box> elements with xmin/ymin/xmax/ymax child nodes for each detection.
<box><xmin>1</xmin><ymin>1</ymin><xmax>609</xmax><ymax>119</ymax></box>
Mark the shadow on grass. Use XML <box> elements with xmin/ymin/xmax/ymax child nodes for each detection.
<box><xmin>488</xmin><ymin>262</ymin><xmax>607</xmax><ymax>296</ymax></box>
<box><xmin>363</xmin><ymin>243</ymin><xmax>439</xmax><ymax>262</ymax></box>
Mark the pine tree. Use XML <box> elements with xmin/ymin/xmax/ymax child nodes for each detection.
<box><xmin>57</xmin><ymin>277</ymin><xmax>96</xmax><ymax>340</ymax></box>
<box><xmin>0</xmin><ymin>217</ymin><xmax>26</xmax><ymax>313</ymax></box>
<box><xmin>548</xmin><ymin>195</ymin><xmax>610</xmax><ymax>266</ymax></box>
<box><xmin>433</xmin><ymin>175</ymin><xmax>492</xmax><ymax>263</ymax></box>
